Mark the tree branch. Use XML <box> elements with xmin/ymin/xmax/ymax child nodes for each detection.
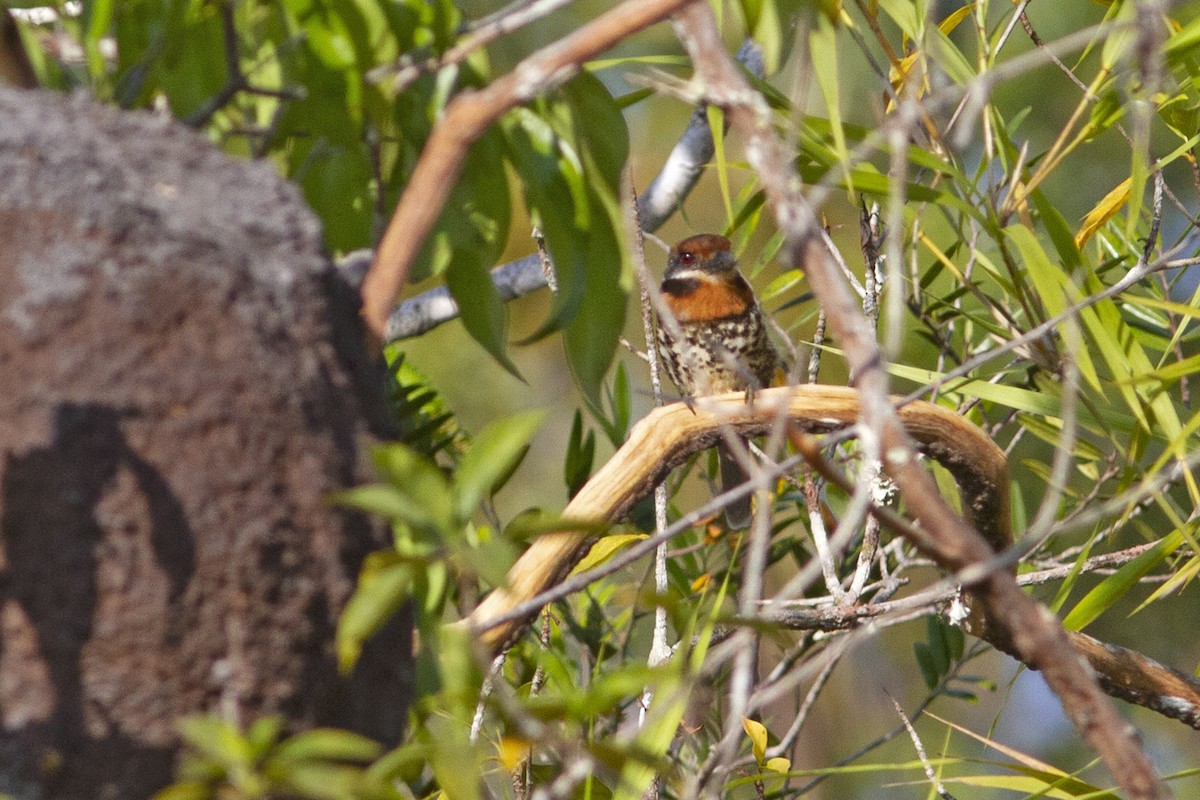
<box><xmin>462</xmin><ymin>383</ymin><xmax>1200</xmax><ymax>736</ymax></box>
<box><xmin>364</xmin><ymin>39</ymin><xmax>763</xmax><ymax>342</ymax></box>
<box><xmin>360</xmin><ymin>0</ymin><xmax>700</xmax><ymax>339</ymax></box>
<box><xmin>462</xmin><ymin>386</ymin><xmax>1008</xmax><ymax>651</ymax></box>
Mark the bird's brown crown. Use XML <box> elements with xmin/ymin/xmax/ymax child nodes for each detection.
<box><xmin>661</xmin><ymin>234</ymin><xmax>755</xmax><ymax>323</ymax></box>
<box><xmin>665</xmin><ymin>233</ymin><xmax>737</xmax><ymax>277</ymax></box>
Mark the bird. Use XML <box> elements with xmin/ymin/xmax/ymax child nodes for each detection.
<box><xmin>656</xmin><ymin>233</ymin><xmax>780</xmax><ymax>528</ymax></box>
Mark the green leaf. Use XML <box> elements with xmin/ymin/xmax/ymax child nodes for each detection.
<box><xmin>1062</xmin><ymin>534</ymin><xmax>1182</xmax><ymax>631</ymax></box>
<box><xmin>277</xmin><ymin>762</ymin><xmax>367</xmax><ymax>800</ymax></box>
<box><xmin>445</xmin><ymin>255</ymin><xmax>518</xmax><ymax>377</ymax></box>
<box><xmin>384</xmin><ymin>349</ymin><xmax>464</xmax><ymax>460</ymax></box>
<box><xmin>436</xmin><ymin>131</ymin><xmax>515</xmax><ymax>374</ymax></box>
<box><xmin>502</xmin><ymin>77</ymin><xmax>629</xmax><ymax>404</ymax></box>
<box><xmin>271</xmin><ymin>729</ymin><xmax>382</xmax><ymax>764</ymax></box>
<box><xmin>739</xmin><ymin>0</ymin><xmax>806</xmax><ymax>73</ymax></box>
<box><xmin>564</xmin><ymin>409</ymin><xmax>596</xmax><ymax>498</ymax></box>
<box><xmin>1005</xmin><ymin>225</ymin><xmax>1101</xmax><ymax>393</ymax></box>
<box><xmin>562</xmin><ymin>71</ymin><xmax>629</xmax><ymax>193</ymax></box>
<box><xmin>1167</xmin><ymin>12</ymin><xmax>1200</xmax><ymax>58</ymax></box>
<box><xmin>707</xmin><ymin>105</ymin><xmax>734</xmax><ymax>222</ymax></box>
<box><xmin>151</xmin><ymin>783</ymin><xmax>213</xmax><ymax>800</ymax></box>
<box><xmin>329</xmin><ymin>483</ymin><xmax>431</xmax><ymax>529</ymax></box>
<box><xmin>288</xmin><ymin>0</ymin><xmax>358</xmax><ymax>70</ymax></box>
<box><xmin>83</xmin><ymin>0</ymin><xmax>116</xmax><ymax>83</ymax></box>
<box><xmin>597</xmin><ymin>361</ymin><xmax>632</xmax><ymax>447</ymax></box>
<box><xmin>502</xmin><ymin>108</ymin><xmax>588</xmax><ymax>341</ymax></box>
<box><xmin>569</xmin><ymin>534</ymin><xmax>649</xmax><ymax>576</ymax></box>
<box><xmin>158</xmin><ymin>4</ymin><xmax>226</xmax><ymax>119</ymax></box>
<box><xmin>1029</xmin><ymin>188</ymin><xmax>1081</xmax><ymax>270</ymax></box>
<box><xmin>809</xmin><ymin>14</ymin><xmax>851</xmax><ymax>193</ymax></box>
<box><xmin>337</xmin><ymin>554</ymin><xmax>412</xmax><ymax>672</ymax></box>
<box><xmin>563</xmin><ymin>195</ymin><xmax>627</xmax><ymax>406</ymax></box>
<box><xmin>423</xmin><ymin>716</ymin><xmax>482</xmax><ymax>800</ymax></box>
<box><xmin>1099</xmin><ymin>0</ymin><xmax>1136</xmax><ymax>69</ymax></box>
<box><xmin>453</xmin><ymin>410</ymin><xmax>545</xmax><ymax>521</ymax></box>
<box><xmin>459</xmin><ymin>536</ymin><xmax>518</xmax><ymax>589</ymax></box>
<box><xmin>293</xmin><ymin>140</ymin><xmax>374</xmax><ymax>254</ymax></box>
<box><xmin>913</xmin><ymin>643</ymin><xmax>940</xmax><ymax>690</ymax></box>
<box><xmin>175</xmin><ymin>715</ymin><xmax>255</xmax><ymax>768</ymax></box>
<box><xmin>369</xmin><ymin>443</ymin><xmax>454</xmax><ymax>532</ymax></box>
<box><xmin>245</xmin><ymin>716</ymin><xmax>286</xmax><ymax>755</ymax></box>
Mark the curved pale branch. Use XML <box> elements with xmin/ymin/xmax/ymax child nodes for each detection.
<box><xmin>463</xmin><ymin>385</ymin><xmax>1200</xmax><ymax>732</ymax></box>
<box><xmin>464</xmin><ymin>385</ymin><xmax>1007</xmax><ymax>651</ymax></box>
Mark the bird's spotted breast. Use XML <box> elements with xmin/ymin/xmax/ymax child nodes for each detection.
<box><xmin>657</xmin><ymin>308</ymin><xmax>776</xmax><ymax>396</ymax></box>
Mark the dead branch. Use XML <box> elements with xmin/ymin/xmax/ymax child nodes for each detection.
<box><xmin>360</xmin><ymin>0</ymin><xmax>699</xmax><ymax>339</ymax></box>
<box><xmin>377</xmin><ymin>0</ymin><xmax>576</xmax><ymax>93</ymax></box>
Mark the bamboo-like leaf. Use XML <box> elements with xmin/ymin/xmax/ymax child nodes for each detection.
<box><xmin>707</xmin><ymin>105</ymin><xmax>734</xmax><ymax>223</ymax></box>
<box><xmin>570</xmin><ymin>533</ymin><xmax>649</xmax><ymax>576</ymax></box>
<box><xmin>336</xmin><ymin>555</ymin><xmax>411</xmax><ymax>672</ymax></box>
<box><xmin>1006</xmin><ymin>225</ymin><xmax>1102</xmax><ymax>393</ymax></box>
<box><xmin>1074</xmin><ymin>177</ymin><xmax>1131</xmax><ymax>249</ymax></box>
<box><xmin>809</xmin><ymin>15</ymin><xmax>851</xmax><ymax>192</ymax></box>
<box><xmin>1062</xmin><ymin>534</ymin><xmax>1182</xmax><ymax>631</ymax></box>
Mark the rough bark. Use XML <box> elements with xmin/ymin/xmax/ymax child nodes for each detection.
<box><xmin>0</xmin><ymin>87</ymin><xmax>409</xmax><ymax>800</ymax></box>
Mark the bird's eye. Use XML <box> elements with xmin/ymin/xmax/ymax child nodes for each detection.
<box><xmin>680</xmin><ymin>251</ymin><xmax>696</xmax><ymax>265</ymax></box>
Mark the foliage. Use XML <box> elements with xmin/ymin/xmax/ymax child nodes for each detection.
<box><xmin>153</xmin><ymin>716</ymin><xmax>388</xmax><ymax>800</ymax></box>
<box><xmin>15</xmin><ymin>0</ymin><xmax>1200</xmax><ymax>798</ymax></box>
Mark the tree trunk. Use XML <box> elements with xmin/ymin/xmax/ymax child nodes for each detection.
<box><xmin>0</xmin><ymin>86</ymin><xmax>410</xmax><ymax>799</ymax></box>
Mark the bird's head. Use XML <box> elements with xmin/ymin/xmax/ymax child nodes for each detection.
<box><xmin>666</xmin><ymin>234</ymin><xmax>738</xmax><ymax>278</ymax></box>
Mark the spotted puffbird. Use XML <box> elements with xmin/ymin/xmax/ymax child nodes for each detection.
<box><xmin>655</xmin><ymin>233</ymin><xmax>781</xmax><ymax>528</ymax></box>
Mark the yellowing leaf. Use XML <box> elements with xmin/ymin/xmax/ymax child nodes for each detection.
<box><xmin>766</xmin><ymin>757</ymin><xmax>791</xmax><ymax>774</ymax></box>
<box><xmin>937</xmin><ymin>4</ymin><xmax>974</xmax><ymax>35</ymax></box>
<box><xmin>887</xmin><ymin>5</ymin><xmax>973</xmax><ymax>108</ymax></box>
<box><xmin>742</xmin><ymin>718</ymin><xmax>768</xmax><ymax>764</ymax></box>
<box><xmin>690</xmin><ymin>572</ymin><xmax>712</xmax><ymax>593</ymax></box>
<box><xmin>496</xmin><ymin>737</ymin><xmax>532</xmax><ymax>772</ymax></box>
<box><xmin>1075</xmin><ymin>177</ymin><xmax>1131</xmax><ymax>249</ymax></box>
<box><xmin>569</xmin><ymin>533</ymin><xmax>647</xmax><ymax>576</ymax></box>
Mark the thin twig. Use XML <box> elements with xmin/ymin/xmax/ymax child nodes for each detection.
<box><xmin>182</xmin><ymin>0</ymin><xmax>304</xmax><ymax>129</ymax></box>
<box><xmin>890</xmin><ymin>695</ymin><xmax>957</xmax><ymax>800</ymax></box>
<box><xmin>379</xmin><ymin>0</ymin><xmax>577</xmax><ymax>92</ymax></box>
<box><xmin>628</xmin><ymin>180</ymin><xmax>672</xmax><ymax>800</ymax></box>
